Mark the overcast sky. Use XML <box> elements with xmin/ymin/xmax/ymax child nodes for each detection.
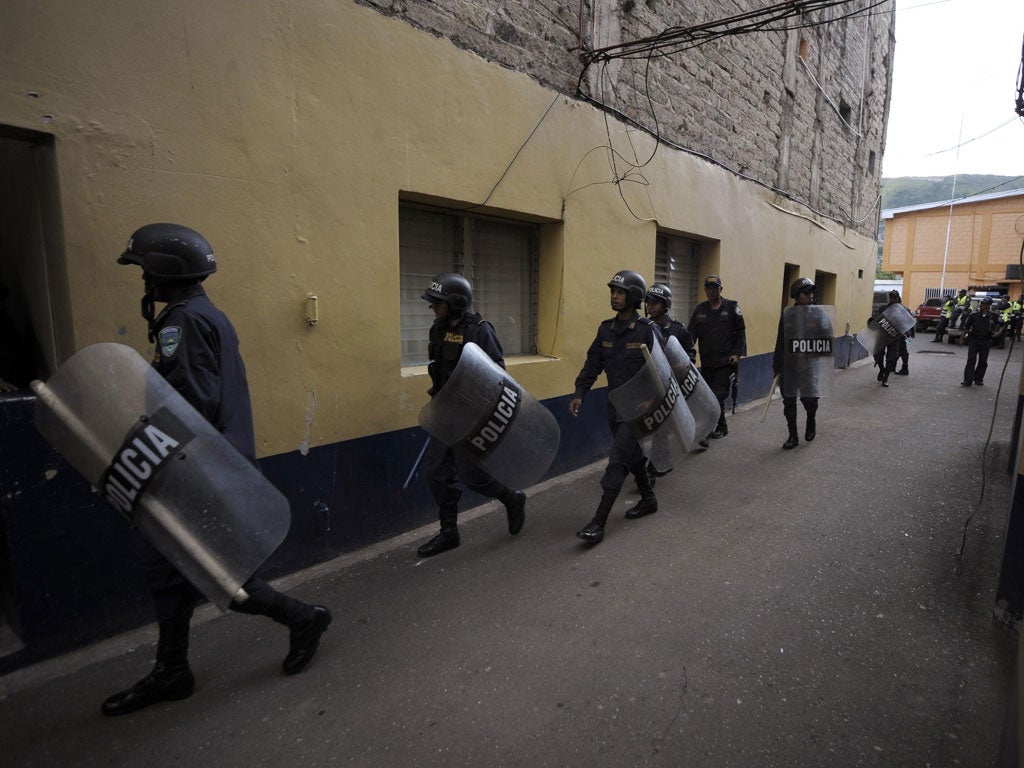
<box><xmin>882</xmin><ymin>0</ymin><xmax>1024</xmax><ymax>179</ymax></box>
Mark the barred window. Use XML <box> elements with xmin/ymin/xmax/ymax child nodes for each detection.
<box><xmin>654</xmin><ymin>233</ymin><xmax>700</xmax><ymax>321</ymax></box>
<box><xmin>399</xmin><ymin>203</ymin><xmax>538</xmax><ymax>367</ymax></box>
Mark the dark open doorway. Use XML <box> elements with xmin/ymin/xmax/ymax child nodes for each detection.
<box><xmin>0</xmin><ymin>123</ymin><xmax>71</xmax><ymax>659</ymax></box>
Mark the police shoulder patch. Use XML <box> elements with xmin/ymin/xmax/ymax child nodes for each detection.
<box><xmin>159</xmin><ymin>326</ymin><xmax>183</xmax><ymax>358</ymax></box>
<box><xmin>734</xmin><ymin>304</ymin><xmax>743</xmax><ymax>316</ymax></box>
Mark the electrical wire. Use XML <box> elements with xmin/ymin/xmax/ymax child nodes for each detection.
<box><xmin>798</xmin><ymin>55</ymin><xmax>863</xmax><ymax>136</ymax></box>
<box><xmin>580</xmin><ymin>0</ymin><xmax>889</xmax><ymax>64</ymax></box>
<box><xmin>1015</xmin><ymin>32</ymin><xmax>1023</xmax><ymax>117</ymax></box>
<box><xmin>572</xmin><ymin>0</ymin><xmax>889</xmax><ymax>227</ymax></box>
<box><xmin>926</xmin><ymin>118</ymin><xmax>1020</xmax><ymax>156</ymax></box>
<box><xmin>414</xmin><ymin>94</ymin><xmax>562</xmax><ymax>219</ymax></box>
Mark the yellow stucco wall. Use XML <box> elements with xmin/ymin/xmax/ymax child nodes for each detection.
<box><xmin>0</xmin><ymin>0</ymin><xmax>876</xmax><ymax>457</ymax></box>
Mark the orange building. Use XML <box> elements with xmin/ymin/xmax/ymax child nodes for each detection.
<box><xmin>881</xmin><ymin>189</ymin><xmax>1024</xmax><ymax>306</ymax></box>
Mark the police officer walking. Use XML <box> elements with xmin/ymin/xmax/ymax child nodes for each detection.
<box><xmin>645</xmin><ymin>283</ymin><xmax>695</xmax><ymax>360</ymax></box>
<box><xmin>961</xmin><ymin>296</ymin><xmax>998</xmax><ymax>386</ymax></box>
<box><xmin>772</xmin><ymin>278</ymin><xmax>821</xmax><ymax>450</ymax></box>
<box><xmin>106</xmin><ymin>224</ymin><xmax>331</xmax><ymax>716</ymax></box>
<box><xmin>570</xmin><ymin>270</ymin><xmax>663</xmax><ymax>545</ymax></box>
<box><xmin>871</xmin><ymin>290</ymin><xmax>904</xmax><ymax>387</ymax></box>
<box><xmin>687</xmin><ymin>275</ymin><xmax>746</xmax><ymax>439</ymax></box>
<box><xmin>644</xmin><ymin>282</ymin><xmax>696</xmax><ymax>474</ymax></box>
<box><xmin>416</xmin><ymin>273</ymin><xmax>527</xmax><ymax>558</ymax></box>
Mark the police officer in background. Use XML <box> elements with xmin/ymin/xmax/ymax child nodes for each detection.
<box><xmin>772</xmin><ymin>278</ymin><xmax>819</xmax><ymax>450</ymax></box>
<box><xmin>932</xmin><ymin>295</ymin><xmax>956</xmax><ymax>343</ymax></box>
<box><xmin>961</xmin><ymin>296</ymin><xmax>998</xmax><ymax>386</ymax></box>
<box><xmin>993</xmin><ymin>295</ymin><xmax>1012</xmax><ymax>349</ymax></box>
<box><xmin>645</xmin><ymin>283</ymin><xmax>695</xmax><ymax>361</ymax></box>
<box><xmin>570</xmin><ymin>270</ymin><xmax>663</xmax><ymax>545</ymax></box>
<box><xmin>1012</xmin><ymin>295</ymin><xmax>1023</xmax><ymax>341</ymax></box>
<box><xmin>644</xmin><ymin>282</ymin><xmax>696</xmax><ymax>474</ymax></box>
<box><xmin>107</xmin><ymin>224</ymin><xmax>331</xmax><ymax>716</ymax></box>
<box><xmin>687</xmin><ymin>275</ymin><xmax>746</xmax><ymax>439</ymax></box>
<box><xmin>950</xmin><ymin>288</ymin><xmax>970</xmax><ymax>328</ymax></box>
<box><xmin>871</xmin><ymin>290</ymin><xmax>904</xmax><ymax>388</ymax></box>
<box><xmin>416</xmin><ymin>273</ymin><xmax>527</xmax><ymax>558</ymax></box>
<box><xmin>894</xmin><ymin>293</ymin><xmax>913</xmax><ymax>375</ymax></box>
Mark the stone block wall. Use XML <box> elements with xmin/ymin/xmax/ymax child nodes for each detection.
<box><xmin>357</xmin><ymin>0</ymin><xmax>895</xmax><ymax>238</ymax></box>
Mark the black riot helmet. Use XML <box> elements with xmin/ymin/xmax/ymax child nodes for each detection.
<box><xmin>422</xmin><ymin>272</ymin><xmax>473</xmax><ymax>311</ymax></box>
<box><xmin>646</xmin><ymin>282</ymin><xmax>672</xmax><ymax>309</ymax></box>
<box><xmin>118</xmin><ymin>223</ymin><xmax>217</xmax><ymax>282</ymax></box>
<box><xmin>789</xmin><ymin>277</ymin><xmax>815</xmax><ymax>300</ymax></box>
<box><xmin>607</xmin><ymin>270</ymin><xmax>647</xmax><ymax>307</ymax></box>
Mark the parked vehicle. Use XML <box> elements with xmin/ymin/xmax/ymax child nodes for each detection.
<box><xmin>913</xmin><ymin>297</ymin><xmax>946</xmax><ymax>331</ymax></box>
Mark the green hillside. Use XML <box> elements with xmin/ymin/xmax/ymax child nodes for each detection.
<box><xmin>881</xmin><ymin>174</ymin><xmax>1024</xmax><ymax>210</ymax></box>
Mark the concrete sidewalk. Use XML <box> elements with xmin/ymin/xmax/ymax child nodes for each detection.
<box><xmin>1</xmin><ymin>338</ymin><xmax>1020</xmax><ymax>767</ymax></box>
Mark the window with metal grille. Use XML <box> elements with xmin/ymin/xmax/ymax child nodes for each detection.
<box><xmin>654</xmin><ymin>233</ymin><xmax>700</xmax><ymax>322</ymax></box>
<box><xmin>399</xmin><ymin>203</ymin><xmax>538</xmax><ymax>367</ymax></box>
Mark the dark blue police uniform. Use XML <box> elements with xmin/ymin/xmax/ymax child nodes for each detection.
<box><xmin>653</xmin><ymin>316</ymin><xmax>696</xmax><ymax>361</ymax></box>
<box><xmin>574</xmin><ymin>312</ymin><xmax>664</xmax><ymax>494</ymax></box>
<box><xmin>688</xmin><ymin>298</ymin><xmax>745</xmax><ymax>433</ymax></box>
<box><xmin>962</xmin><ymin>309</ymin><xmax>998</xmax><ymax>386</ymax></box>
<box><xmin>152</xmin><ymin>284</ymin><xmax>255</xmax><ymax>459</ymax></box>
<box><xmin>425</xmin><ymin>310</ymin><xmax>518</xmax><ymax>528</ymax></box>
<box><xmin>772</xmin><ymin>312</ymin><xmax>818</xmax><ymax>435</ymax></box>
<box><xmin>145</xmin><ymin>284</ymin><xmax>313</xmax><ymax>661</ymax></box>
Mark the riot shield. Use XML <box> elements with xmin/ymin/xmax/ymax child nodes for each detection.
<box><xmin>418</xmin><ymin>343</ymin><xmax>559</xmax><ymax>489</ymax></box>
<box><xmin>856</xmin><ymin>303</ymin><xmax>915</xmax><ymax>357</ymax></box>
<box><xmin>662</xmin><ymin>336</ymin><xmax>720</xmax><ymax>442</ymax></box>
<box><xmin>31</xmin><ymin>342</ymin><xmax>290</xmax><ymax>611</ymax></box>
<box><xmin>608</xmin><ymin>341</ymin><xmax>696</xmax><ymax>453</ymax></box>
<box><xmin>782</xmin><ymin>305</ymin><xmax>835</xmax><ymax>398</ymax></box>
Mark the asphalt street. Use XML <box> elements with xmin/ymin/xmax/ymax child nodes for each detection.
<box><xmin>1</xmin><ymin>335</ymin><xmax>1021</xmax><ymax>768</ymax></box>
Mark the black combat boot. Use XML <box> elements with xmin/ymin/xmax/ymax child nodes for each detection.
<box><xmin>577</xmin><ymin>494</ymin><xmax>616</xmax><ymax>544</ymax></box>
<box><xmin>101</xmin><ymin>661</ymin><xmax>195</xmax><ymax>716</ymax></box>
<box><xmin>417</xmin><ymin>526</ymin><xmax>460</xmax><ymax>558</ymax></box>
<box><xmin>625</xmin><ymin>496</ymin><xmax>658</xmax><ymax>519</ymax></box>
<box><xmin>627</xmin><ymin>464</ymin><xmax>658</xmax><ymax>519</ymax></box>
<box><xmin>783</xmin><ymin>432</ymin><xmax>799</xmax><ymax>450</ymax></box>
<box><xmin>805</xmin><ymin>413</ymin><xmax>816</xmax><ymax>442</ymax></box>
<box><xmin>504</xmin><ymin>490</ymin><xmax>526</xmax><ymax>535</ymax></box>
<box><xmin>880</xmin><ymin>372</ymin><xmax>890</xmax><ymax>387</ymax></box>
<box><xmin>283</xmin><ymin>605</ymin><xmax>332</xmax><ymax>675</ymax></box>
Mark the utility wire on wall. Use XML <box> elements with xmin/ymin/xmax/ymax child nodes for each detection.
<box><xmin>572</xmin><ymin>0</ymin><xmax>891</xmax><ymax>226</ymax></box>
<box><xmin>1016</xmin><ymin>32</ymin><xmax>1024</xmax><ymax>117</ymax></box>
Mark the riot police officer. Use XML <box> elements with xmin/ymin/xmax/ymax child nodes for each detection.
<box><xmin>687</xmin><ymin>275</ymin><xmax>746</xmax><ymax>439</ymax></box>
<box><xmin>772</xmin><ymin>278</ymin><xmax>819</xmax><ymax>449</ymax></box>
<box><xmin>106</xmin><ymin>224</ymin><xmax>331</xmax><ymax>716</ymax></box>
<box><xmin>416</xmin><ymin>273</ymin><xmax>527</xmax><ymax>558</ymax></box>
<box><xmin>871</xmin><ymin>291</ymin><xmax>903</xmax><ymax>387</ymax></box>
<box><xmin>645</xmin><ymin>283</ymin><xmax>695</xmax><ymax>360</ymax></box>
<box><xmin>644</xmin><ymin>282</ymin><xmax>696</xmax><ymax>473</ymax></box>
<box><xmin>570</xmin><ymin>270</ymin><xmax>663</xmax><ymax>545</ymax></box>
<box><xmin>961</xmin><ymin>296</ymin><xmax>998</xmax><ymax>386</ymax></box>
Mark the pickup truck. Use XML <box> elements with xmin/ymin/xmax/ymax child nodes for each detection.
<box><xmin>913</xmin><ymin>297</ymin><xmax>945</xmax><ymax>332</ymax></box>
